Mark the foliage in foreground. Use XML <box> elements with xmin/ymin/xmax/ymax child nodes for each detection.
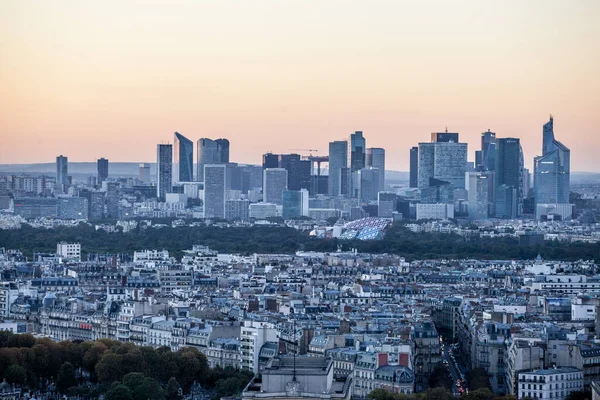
<box><xmin>0</xmin><ymin>332</ymin><xmax>252</xmax><ymax>400</ymax></box>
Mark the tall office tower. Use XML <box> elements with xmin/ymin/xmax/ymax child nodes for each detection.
<box><xmin>263</xmin><ymin>168</ymin><xmax>288</xmax><ymax>205</ymax></box>
<box><xmin>409</xmin><ymin>147</ymin><xmax>419</xmax><ymax>188</ymax></box>
<box><xmin>348</xmin><ymin>131</ymin><xmax>366</xmax><ymax>197</ymax></box>
<box><xmin>377</xmin><ymin>192</ymin><xmax>398</xmax><ymax>218</ymax></box>
<box><xmin>97</xmin><ymin>158</ymin><xmax>109</xmax><ymax>185</ymax></box>
<box><xmin>278</xmin><ymin>154</ymin><xmax>311</xmax><ymax>191</ymax></box>
<box><xmin>173</xmin><ymin>132</ymin><xmax>194</xmax><ymax>182</ymax></box>
<box><xmin>480</xmin><ymin>129</ymin><xmax>497</xmax><ymax>171</ymax></box>
<box><xmin>418</xmin><ymin>133</ymin><xmax>467</xmax><ymax>189</ymax></box>
<box><xmin>139</xmin><ymin>163</ymin><xmax>151</xmax><ymax>183</ymax></box>
<box><xmin>197</xmin><ymin>138</ymin><xmax>229</xmax><ymax>182</ymax></box>
<box><xmin>215</xmin><ymin>139</ymin><xmax>230</xmax><ymax>163</ymax></box>
<box><xmin>366</xmin><ymin>147</ymin><xmax>385</xmax><ymax>193</ymax></box>
<box><xmin>495</xmin><ymin>138</ymin><xmax>523</xmax><ymax>218</ymax></box>
<box><xmin>522</xmin><ymin>168</ymin><xmax>531</xmax><ymax>198</ymax></box>
<box><xmin>262</xmin><ymin>153</ymin><xmax>279</xmax><ymax>169</ymax></box>
<box><xmin>225</xmin><ymin>163</ymin><xmax>243</xmax><ymax>191</ymax></box>
<box><xmin>431</xmin><ymin>131</ymin><xmax>459</xmax><ymax>143</ymax></box>
<box><xmin>467</xmin><ymin>172</ymin><xmax>492</xmax><ymax>219</ymax></box>
<box><xmin>203</xmin><ymin>164</ymin><xmax>226</xmax><ymax>219</ymax></box>
<box><xmin>156</xmin><ymin>144</ymin><xmax>173</xmax><ymax>200</ymax></box>
<box><xmin>534</xmin><ymin>116</ymin><xmax>571</xmax><ymax>216</ymax></box>
<box><xmin>282</xmin><ymin>189</ymin><xmax>309</xmax><ymax>219</ymax></box>
<box><xmin>56</xmin><ymin>155</ymin><xmax>68</xmax><ymax>187</ymax></box>
<box><xmin>355</xmin><ymin>167</ymin><xmax>380</xmax><ymax>203</ymax></box>
<box><xmin>328</xmin><ymin>141</ymin><xmax>348</xmax><ymax>196</ymax></box>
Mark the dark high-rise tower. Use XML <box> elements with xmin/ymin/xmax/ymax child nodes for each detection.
<box><xmin>495</xmin><ymin>138</ymin><xmax>523</xmax><ymax>218</ymax></box>
<box><xmin>97</xmin><ymin>158</ymin><xmax>109</xmax><ymax>185</ymax></box>
<box><xmin>328</xmin><ymin>140</ymin><xmax>348</xmax><ymax>196</ymax></box>
<box><xmin>348</xmin><ymin>131</ymin><xmax>366</xmax><ymax>197</ymax></box>
<box><xmin>479</xmin><ymin>129</ymin><xmax>497</xmax><ymax>171</ymax></box>
<box><xmin>56</xmin><ymin>155</ymin><xmax>68</xmax><ymax>187</ymax></box>
<box><xmin>278</xmin><ymin>154</ymin><xmax>311</xmax><ymax>191</ymax></box>
<box><xmin>409</xmin><ymin>147</ymin><xmax>418</xmax><ymax>188</ymax></box>
<box><xmin>174</xmin><ymin>132</ymin><xmax>194</xmax><ymax>182</ymax></box>
<box><xmin>197</xmin><ymin>138</ymin><xmax>229</xmax><ymax>182</ymax></box>
<box><xmin>262</xmin><ymin>153</ymin><xmax>279</xmax><ymax>169</ymax></box>
<box><xmin>157</xmin><ymin>144</ymin><xmax>173</xmax><ymax>200</ymax></box>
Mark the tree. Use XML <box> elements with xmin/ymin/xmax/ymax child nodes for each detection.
<box><xmin>467</xmin><ymin>367</ymin><xmax>491</xmax><ymax>391</ymax></box>
<box><xmin>463</xmin><ymin>388</ymin><xmax>495</xmax><ymax>400</ymax></box>
<box><xmin>428</xmin><ymin>365</ymin><xmax>452</xmax><ymax>390</ymax></box>
<box><xmin>4</xmin><ymin>365</ymin><xmax>26</xmax><ymax>385</ymax></box>
<box><xmin>424</xmin><ymin>387</ymin><xmax>453</xmax><ymax>400</ymax></box>
<box><xmin>105</xmin><ymin>384</ymin><xmax>134</xmax><ymax>400</ymax></box>
<box><xmin>166</xmin><ymin>377</ymin><xmax>182</xmax><ymax>400</ymax></box>
<box><xmin>56</xmin><ymin>362</ymin><xmax>77</xmax><ymax>393</ymax></box>
<box><xmin>367</xmin><ymin>388</ymin><xmax>404</xmax><ymax>400</ymax></box>
<box><xmin>95</xmin><ymin>353</ymin><xmax>123</xmax><ymax>383</ymax></box>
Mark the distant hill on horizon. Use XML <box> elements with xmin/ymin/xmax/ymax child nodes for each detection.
<box><xmin>0</xmin><ymin>162</ymin><xmax>597</xmax><ymax>184</ymax></box>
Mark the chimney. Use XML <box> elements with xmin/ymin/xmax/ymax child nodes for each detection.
<box><xmin>378</xmin><ymin>353</ymin><xmax>389</xmax><ymax>367</ymax></box>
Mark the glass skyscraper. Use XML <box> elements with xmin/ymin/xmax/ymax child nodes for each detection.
<box><xmin>534</xmin><ymin>116</ymin><xmax>571</xmax><ymax>214</ymax></box>
<box><xmin>56</xmin><ymin>155</ymin><xmax>68</xmax><ymax>187</ymax></box>
<box><xmin>156</xmin><ymin>144</ymin><xmax>173</xmax><ymax>200</ymax></box>
<box><xmin>495</xmin><ymin>138</ymin><xmax>523</xmax><ymax>218</ymax></box>
<box><xmin>328</xmin><ymin>140</ymin><xmax>348</xmax><ymax>196</ymax></box>
<box><xmin>197</xmin><ymin>138</ymin><xmax>229</xmax><ymax>182</ymax></box>
<box><xmin>366</xmin><ymin>147</ymin><xmax>385</xmax><ymax>193</ymax></box>
<box><xmin>348</xmin><ymin>131</ymin><xmax>366</xmax><ymax>197</ymax></box>
<box><xmin>174</xmin><ymin>132</ymin><xmax>194</xmax><ymax>182</ymax></box>
<box><xmin>263</xmin><ymin>168</ymin><xmax>288</xmax><ymax>205</ymax></box>
<box><xmin>97</xmin><ymin>158</ymin><xmax>108</xmax><ymax>185</ymax></box>
<box><xmin>409</xmin><ymin>147</ymin><xmax>418</xmax><ymax>188</ymax></box>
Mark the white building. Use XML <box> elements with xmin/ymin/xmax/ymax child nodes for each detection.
<box><xmin>517</xmin><ymin>368</ymin><xmax>583</xmax><ymax>400</ymax></box>
<box><xmin>416</xmin><ymin>203</ymin><xmax>454</xmax><ymax>220</ymax></box>
<box><xmin>240</xmin><ymin>320</ymin><xmax>277</xmax><ymax>374</ymax></box>
<box><xmin>56</xmin><ymin>242</ymin><xmax>81</xmax><ymax>261</ymax></box>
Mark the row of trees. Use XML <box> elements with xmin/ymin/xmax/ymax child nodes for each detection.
<box><xmin>1</xmin><ymin>222</ymin><xmax>599</xmax><ymax>262</ymax></box>
<box><xmin>0</xmin><ymin>332</ymin><xmax>252</xmax><ymax>400</ymax></box>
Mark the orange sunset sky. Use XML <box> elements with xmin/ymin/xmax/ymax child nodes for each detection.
<box><xmin>1</xmin><ymin>1</ymin><xmax>599</xmax><ymax>171</ymax></box>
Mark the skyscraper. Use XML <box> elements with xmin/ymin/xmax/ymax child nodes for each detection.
<box><xmin>174</xmin><ymin>132</ymin><xmax>194</xmax><ymax>182</ymax></box>
<box><xmin>282</xmin><ymin>189</ymin><xmax>309</xmax><ymax>219</ymax></box>
<box><xmin>97</xmin><ymin>158</ymin><xmax>108</xmax><ymax>185</ymax></box>
<box><xmin>56</xmin><ymin>155</ymin><xmax>68</xmax><ymax>187</ymax></box>
<box><xmin>156</xmin><ymin>144</ymin><xmax>173</xmax><ymax>200</ymax></box>
<box><xmin>328</xmin><ymin>141</ymin><xmax>348</xmax><ymax>196</ymax></box>
<box><xmin>409</xmin><ymin>147</ymin><xmax>419</xmax><ymax>188</ymax></box>
<box><xmin>366</xmin><ymin>147</ymin><xmax>385</xmax><ymax>193</ymax></box>
<box><xmin>139</xmin><ymin>163</ymin><xmax>151</xmax><ymax>183</ymax></box>
<box><xmin>355</xmin><ymin>167</ymin><xmax>380</xmax><ymax>203</ymax></box>
<box><xmin>197</xmin><ymin>138</ymin><xmax>229</xmax><ymax>182</ymax></box>
<box><xmin>495</xmin><ymin>138</ymin><xmax>523</xmax><ymax>218</ymax></box>
<box><xmin>348</xmin><ymin>131</ymin><xmax>366</xmax><ymax>197</ymax></box>
<box><xmin>263</xmin><ymin>168</ymin><xmax>288</xmax><ymax>205</ymax></box>
<box><xmin>278</xmin><ymin>154</ymin><xmax>311</xmax><ymax>191</ymax></box>
<box><xmin>467</xmin><ymin>172</ymin><xmax>492</xmax><ymax>219</ymax></box>
<box><xmin>215</xmin><ymin>139</ymin><xmax>230</xmax><ymax>163</ymax></box>
<box><xmin>480</xmin><ymin>129</ymin><xmax>497</xmax><ymax>171</ymax></box>
<box><xmin>534</xmin><ymin>116</ymin><xmax>570</xmax><ymax>217</ymax></box>
<box><xmin>203</xmin><ymin>164</ymin><xmax>226</xmax><ymax>219</ymax></box>
<box><xmin>262</xmin><ymin>153</ymin><xmax>279</xmax><ymax>169</ymax></box>
<box><xmin>418</xmin><ymin>135</ymin><xmax>467</xmax><ymax>189</ymax></box>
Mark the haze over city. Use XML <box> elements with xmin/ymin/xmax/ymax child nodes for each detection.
<box><xmin>1</xmin><ymin>0</ymin><xmax>599</xmax><ymax>171</ymax></box>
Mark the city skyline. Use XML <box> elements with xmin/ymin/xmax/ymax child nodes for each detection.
<box><xmin>1</xmin><ymin>1</ymin><xmax>599</xmax><ymax>171</ymax></box>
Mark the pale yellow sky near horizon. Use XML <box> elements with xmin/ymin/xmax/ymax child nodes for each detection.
<box><xmin>0</xmin><ymin>1</ymin><xmax>599</xmax><ymax>171</ymax></box>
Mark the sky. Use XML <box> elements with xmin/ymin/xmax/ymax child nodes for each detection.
<box><xmin>1</xmin><ymin>0</ymin><xmax>599</xmax><ymax>171</ymax></box>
